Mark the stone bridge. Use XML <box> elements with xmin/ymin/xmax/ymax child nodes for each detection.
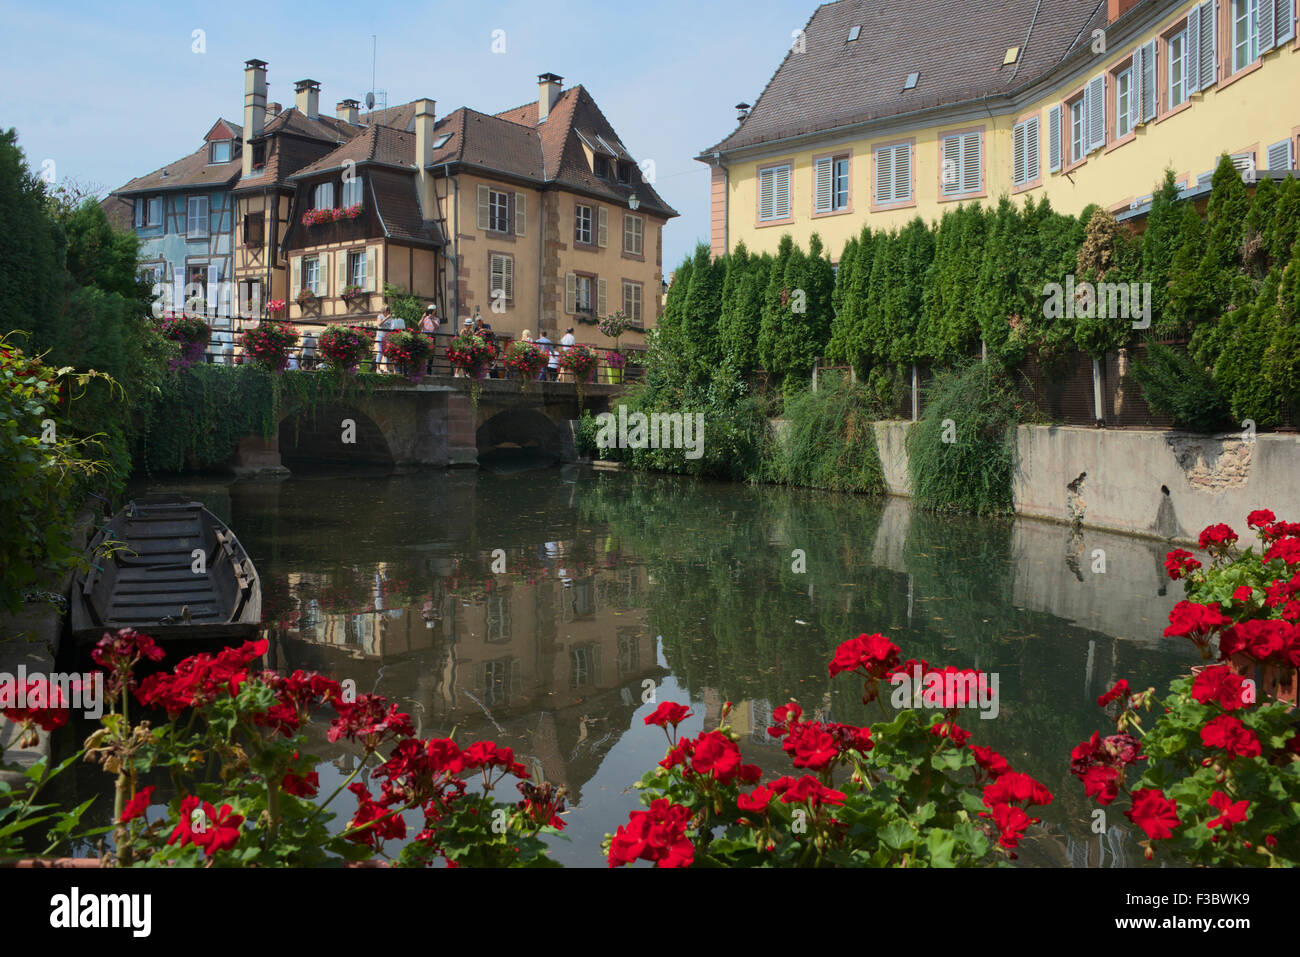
<box><xmin>233</xmin><ymin>377</ymin><xmax>626</xmax><ymax>475</ymax></box>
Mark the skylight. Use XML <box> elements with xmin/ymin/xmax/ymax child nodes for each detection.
<box><xmin>848</xmin><ymin>25</ymin><xmax>861</xmax><ymax>41</ymax></box>
<box><xmin>903</xmin><ymin>72</ymin><xmax>919</xmax><ymax>91</ymax></box>
<box><xmin>432</xmin><ymin>133</ymin><xmax>452</xmax><ymax>150</ymax></box>
<box><xmin>1003</xmin><ymin>46</ymin><xmax>1020</xmax><ymax>66</ymax></box>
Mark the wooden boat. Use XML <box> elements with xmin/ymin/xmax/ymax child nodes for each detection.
<box><xmin>70</xmin><ymin>495</ymin><xmax>261</xmax><ymax>642</ymax></box>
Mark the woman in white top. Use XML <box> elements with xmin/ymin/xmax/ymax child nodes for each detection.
<box><xmin>376</xmin><ymin>306</ymin><xmax>405</xmax><ymax>372</ymax></box>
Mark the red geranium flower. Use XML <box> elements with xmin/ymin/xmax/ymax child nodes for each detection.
<box><xmin>1164</xmin><ymin>549</ymin><xmax>1202</xmax><ymax>580</ymax></box>
<box><xmin>1097</xmin><ymin>679</ymin><xmax>1129</xmax><ymax>707</ymax></box>
<box><xmin>1205</xmin><ymin>791</ymin><xmax>1249</xmax><ymax>831</ymax></box>
<box><xmin>281</xmin><ymin>770</ymin><xmax>320</xmax><ymax>798</ymax></box>
<box><xmin>643</xmin><ymin>701</ymin><xmax>693</xmax><ymax>729</ymax></box>
<box><xmin>982</xmin><ymin>771</ymin><xmax>1053</xmax><ymax>809</ymax></box>
<box><xmin>971</xmin><ymin>745</ymin><xmax>1011</xmax><ymax>778</ymax></box>
<box><xmin>737</xmin><ymin>785</ymin><xmax>775</xmax><ymax>813</ymax></box>
<box><xmin>1191</xmin><ymin>665</ymin><xmax>1250</xmax><ymax>710</ymax></box>
<box><xmin>1082</xmin><ymin>765</ymin><xmax>1120</xmax><ymax>805</ymax></box>
<box><xmin>1198</xmin><ymin>524</ymin><xmax>1238</xmax><ymax>550</ymax></box>
<box><xmin>1126</xmin><ymin>788</ymin><xmax>1180</xmax><ymax>840</ymax></box>
<box><xmin>608</xmin><ymin>798</ymin><xmax>694</xmax><ymax>868</ymax></box>
<box><xmin>120</xmin><ymin>785</ymin><xmax>156</xmax><ymax>823</ymax></box>
<box><xmin>980</xmin><ymin>801</ymin><xmax>1036</xmax><ymax>849</ymax></box>
<box><xmin>1200</xmin><ymin>714</ymin><xmax>1262</xmax><ymax>758</ymax></box>
<box><xmin>827</xmin><ymin>633</ymin><xmax>900</xmax><ymax>678</ymax></box>
<box><xmin>1247</xmin><ymin>509</ymin><xmax>1276</xmax><ymax>529</ymax></box>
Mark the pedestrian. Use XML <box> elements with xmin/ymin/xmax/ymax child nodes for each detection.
<box><xmin>418</xmin><ymin>305</ymin><xmax>439</xmax><ymax>374</ymax></box>
<box><xmin>535</xmin><ymin>330</ymin><xmax>557</xmax><ymax>381</ymax></box>
<box><xmin>300</xmin><ymin>333</ymin><xmax>317</xmax><ymax>371</ymax></box>
<box><xmin>376</xmin><ymin>304</ymin><xmax>404</xmax><ymax>372</ymax></box>
<box><xmin>559</xmin><ymin>327</ymin><xmax>576</xmax><ymax>382</ymax></box>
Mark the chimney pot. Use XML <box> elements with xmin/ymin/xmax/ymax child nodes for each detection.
<box><xmin>337</xmin><ymin>99</ymin><xmax>360</xmax><ymax>124</ymax></box>
<box><xmin>294</xmin><ymin>79</ymin><xmax>321</xmax><ymax>119</ymax></box>
<box><xmin>242</xmin><ymin>59</ymin><xmax>268</xmax><ymax>178</ymax></box>
<box><xmin>414</xmin><ymin>99</ymin><xmax>438</xmax><ymax>220</ymax></box>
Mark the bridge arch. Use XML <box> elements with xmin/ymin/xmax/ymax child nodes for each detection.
<box><xmin>475</xmin><ymin>406</ymin><xmax>565</xmax><ymax>465</ymax></box>
<box><xmin>278</xmin><ymin>402</ymin><xmax>395</xmax><ymax>469</ymax></box>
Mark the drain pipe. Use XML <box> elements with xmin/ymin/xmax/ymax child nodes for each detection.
<box><xmin>444</xmin><ymin>163</ymin><xmax>458</xmax><ymax>323</ymax></box>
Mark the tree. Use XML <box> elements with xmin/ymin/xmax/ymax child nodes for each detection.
<box><xmin>758</xmin><ymin>234</ymin><xmax>794</xmax><ymax>374</ymax></box>
<box><xmin>1141</xmin><ymin>170</ymin><xmax>1184</xmax><ymax>323</ymax></box>
<box><xmin>1266</xmin><ymin>175</ymin><xmax>1300</xmax><ymax>267</ymax></box>
<box><xmin>680</xmin><ymin>242</ymin><xmax>725</xmax><ymax>375</ymax></box>
<box><xmin>975</xmin><ymin>198</ymin><xmax>1030</xmax><ymax>366</ymax></box>
<box><xmin>1166</xmin><ymin>202</ymin><xmax>1212</xmax><ymax>339</ymax></box>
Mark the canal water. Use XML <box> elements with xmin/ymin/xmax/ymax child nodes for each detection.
<box><xmin>115</xmin><ymin>466</ymin><xmax>1194</xmax><ymax>867</ymax></box>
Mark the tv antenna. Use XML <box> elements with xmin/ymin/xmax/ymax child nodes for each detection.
<box><xmin>367</xmin><ymin>36</ymin><xmax>377</xmax><ymax>113</ymax></box>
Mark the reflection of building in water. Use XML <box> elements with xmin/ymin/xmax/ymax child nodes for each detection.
<box><xmin>275</xmin><ymin>555</ymin><xmax>664</xmax><ymax>805</ymax></box>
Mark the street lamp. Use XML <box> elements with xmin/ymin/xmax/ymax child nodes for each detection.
<box><xmin>628</xmin><ymin>193</ymin><xmax>640</xmax><ymax>211</ymax></box>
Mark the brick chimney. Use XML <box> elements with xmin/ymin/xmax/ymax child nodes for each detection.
<box><xmin>537</xmin><ymin>73</ymin><xmax>563</xmax><ymax>124</ymax></box>
<box><xmin>241</xmin><ymin>59</ymin><xmax>267</xmax><ymax>179</ymax></box>
<box><xmin>1106</xmin><ymin>0</ymin><xmax>1141</xmax><ymax>23</ymax></box>
<box><xmin>294</xmin><ymin>79</ymin><xmax>321</xmax><ymax>119</ymax></box>
<box><xmin>336</xmin><ymin>99</ymin><xmax>360</xmax><ymax>124</ymax></box>
<box><xmin>413</xmin><ymin>98</ymin><xmax>437</xmax><ymax>220</ymax></box>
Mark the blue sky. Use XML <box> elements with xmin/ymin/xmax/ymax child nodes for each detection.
<box><xmin>1</xmin><ymin>0</ymin><xmax>815</xmax><ymax>269</ymax></box>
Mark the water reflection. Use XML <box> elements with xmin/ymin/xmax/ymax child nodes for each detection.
<box><xmin>126</xmin><ymin>468</ymin><xmax>1194</xmax><ymax>867</ymax></box>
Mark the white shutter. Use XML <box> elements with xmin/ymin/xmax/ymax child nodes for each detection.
<box><xmin>759</xmin><ymin>168</ymin><xmax>774</xmax><ymax>220</ymax></box>
<box><xmin>1047</xmin><ymin>106</ymin><xmax>1062</xmax><ymax>173</ymax></box>
<box><xmin>1012</xmin><ymin>123</ymin><xmax>1026</xmax><ymax>185</ymax></box>
<box><xmin>1027</xmin><ymin>117</ymin><xmax>1039</xmax><ymax>183</ymax></box>
<box><xmin>318</xmin><ymin>252</ymin><xmax>331</xmax><ymax>296</ymax></box>
<box><xmin>1126</xmin><ymin>61</ymin><xmax>1140</xmax><ymax>132</ymax></box>
<box><xmin>1198</xmin><ymin>0</ymin><xmax>1216</xmax><ymax>91</ymax></box>
<box><xmin>1277</xmin><ymin>0</ymin><xmax>1296</xmax><ymax>44</ymax></box>
<box><xmin>514</xmin><ymin>192</ymin><xmax>526</xmax><ymax>236</ymax></box>
<box><xmin>1268</xmin><ymin>138</ymin><xmax>1295</xmax><ymax>170</ymax></box>
<box><xmin>1261</xmin><ymin>0</ymin><xmax>1276</xmax><ymax>50</ymax></box>
<box><xmin>597</xmin><ymin>206</ymin><xmax>608</xmax><ymax>247</ymax></box>
<box><xmin>365</xmin><ymin>247</ymin><xmax>377</xmax><ymax>292</ymax></box>
<box><xmin>1087</xmin><ymin>75</ymin><xmax>1106</xmax><ymax>151</ymax></box>
<box><xmin>502</xmin><ymin>256</ymin><xmax>514</xmax><ymax>301</ymax></box>
<box><xmin>597</xmin><ymin>277</ymin><xmax>607</xmax><ymax>316</ymax></box>
<box><xmin>941</xmin><ymin>136</ymin><xmax>961</xmax><ymax>195</ymax></box>
<box><xmin>892</xmin><ymin>145</ymin><xmax>910</xmax><ymax>201</ymax></box>
<box><xmin>1141</xmin><ymin>40</ymin><xmax>1157</xmax><ymax>122</ymax></box>
<box><xmin>774</xmin><ymin>166</ymin><xmax>790</xmax><ymax>217</ymax></box>
<box><xmin>565</xmin><ymin>272</ymin><xmax>576</xmax><ymax>314</ymax></box>
<box><xmin>189</xmin><ymin>196</ymin><xmax>209</xmax><ymax>238</ymax></box>
<box><xmin>134</xmin><ymin>199</ymin><xmax>144</xmax><ymax>228</ymax></box>
<box><xmin>874</xmin><ymin>149</ymin><xmax>890</xmax><ymax>205</ymax></box>
<box><xmin>291</xmin><ymin>256</ymin><xmax>301</xmax><ymax>297</ymax></box>
<box><xmin>337</xmin><ymin>251</ymin><xmax>348</xmax><ymax>293</ymax></box>
<box><xmin>206</xmin><ymin>263</ymin><xmax>218</xmax><ymax>316</ymax></box>
<box><xmin>962</xmin><ymin>133</ymin><xmax>980</xmax><ymax>192</ymax></box>
<box><xmin>815</xmin><ymin>156</ymin><xmax>834</xmax><ymax>210</ymax></box>
<box><xmin>1187</xmin><ymin>3</ymin><xmax>1203</xmax><ymax>92</ymax></box>
<box><xmin>477</xmin><ymin>185</ymin><xmax>490</xmax><ymax>230</ymax></box>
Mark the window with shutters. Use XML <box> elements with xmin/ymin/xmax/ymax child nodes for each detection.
<box><xmin>622</xmin><ymin>281</ymin><xmax>642</xmax><ymax>323</ymax></box>
<box><xmin>575</xmin><ymin>204</ymin><xmax>594</xmax><ymax>245</ymax></box>
<box><xmin>489</xmin><ymin>253</ymin><xmax>514</xmax><ymax>304</ymax></box>
<box><xmin>1233</xmin><ymin>0</ymin><xmax>1261</xmax><ymax>71</ymax></box>
<box><xmin>623</xmin><ymin>214</ymin><xmax>643</xmax><ymax>256</ymax></box>
<box><xmin>574</xmin><ymin>274</ymin><xmax>594</xmax><ymax>314</ymax></box>
<box><xmin>302</xmin><ymin>256</ymin><xmax>319</xmax><ymax>294</ymax></box>
<box><xmin>148</xmin><ymin>196</ymin><xmax>163</xmax><ymax>228</ymax></box>
<box><xmin>872</xmin><ymin>141</ymin><xmax>912</xmax><ymax>207</ymax></box>
<box><xmin>1011</xmin><ymin>116</ymin><xmax>1040</xmax><ymax>189</ymax></box>
<box><xmin>1068</xmin><ymin>96</ymin><xmax>1086</xmax><ymax>165</ymax></box>
<box><xmin>1168</xmin><ymin>27</ymin><xmax>1189</xmax><ymax>108</ymax></box>
<box><xmin>813</xmin><ymin>152</ymin><xmax>852</xmax><ymax>214</ymax></box>
<box><xmin>347</xmin><ymin>250</ymin><xmax>365</xmax><ymax>288</ymax></box>
<box><xmin>757</xmin><ymin>163</ymin><xmax>792</xmax><ymax>222</ymax></box>
<box><xmin>938</xmin><ymin>131</ymin><xmax>981</xmax><ymax>198</ymax></box>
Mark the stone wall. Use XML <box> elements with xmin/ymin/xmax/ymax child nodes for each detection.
<box><xmin>872</xmin><ymin>421</ymin><xmax>1300</xmax><ymax>544</ymax></box>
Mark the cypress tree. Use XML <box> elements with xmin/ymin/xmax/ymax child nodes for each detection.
<box><xmin>845</xmin><ymin>227</ymin><xmax>876</xmax><ymax>374</ymax></box>
<box><xmin>1141</xmin><ymin>170</ymin><xmax>1184</xmax><ymax>324</ymax></box>
<box><xmin>1267</xmin><ymin>175</ymin><xmax>1300</xmax><ymax>266</ymax></box>
<box><xmin>975</xmin><ymin>198</ymin><xmax>1028</xmax><ymax>366</ymax></box>
<box><xmin>1166</xmin><ymin>202</ymin><xmax>1211</xmax><ymax>339</ymax></box>
<box><xmin>885</xmin><ymin>218</ymin><xmax>933</xmax><ymax>366</ymax></box>
<box><xmin>1242</xmin><ymin>175</ymin><xmax>1279</xmax><ymax>277</ymax></box>
<box><xmin>1264</xmin><ymin>241</ymin><xmax>1300</xmax><ymax>415</ymax></box>
<box><xmin>827</xmin><ymin>236</ymin><xmax>858</xmax><ymax>365</ymax></box>
<box><xmin>758</xmin><ymin>234</ymin><xmax>794</xmax><ymax>373</ymax></box>
<box><xmin>717</xmin><ymin>241</ymin><xmax>749</xmax><ymax>370</ymax></box>
<box><xmin>681</xmin><ymin>242</ymin><xmax>725</xmax><ymax>372</ymax></box>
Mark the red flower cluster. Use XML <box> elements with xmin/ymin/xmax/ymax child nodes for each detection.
<box><xmin>608</xmin><ymin>798</ymin><xmax>694</xmax><ymax>868</ymax></box>
<box><xmin>1247</xmin><ymin>509</ymin><xmax>1276</xmax><ymax>529</ymax></box>
<box><xmin>169</xmin><ymin>795</ymin><xmax>245</xmax><ymax>857</ymax></box>
<box><xmin>978</xmin><ymin>772</ymin><xmax>1052</xmax><ymax>850</ymax></box>
<box><xmin>1097</xmin><ymin>679</ymin><xmax>1130</xmax><ymax>708</ymax></box>
<box><xmin>1070</xmin><ymin>731</ymin><xmax>1144</xmax><ymax>806</ymax></box>
<box><xmin>766</xmin><ymin>701</ymin><xmax>872</xmax><ymax>771</ymax></box>
<box><xmin>1198</xmin><ymin>524</ymin><xmax>1239</xmax><ymax>551</ymax></box>
<box><xmin>346</xmin><ymin>782</ymin><xmax>407</xmax><ymax>847</ymax></box>
<box><xmin>1164</xmin><ymin>548</ymin><xmax>1203</xmax><ymax>580</ymax></box>
<box><xmin>1126</xmin><ymin>788</ymin><xmax>1180</xmax><ymax>841</ymax></box>
<box><xmin>768</xmin><ymin>774</ymin><xmax>847</xmax><ymax>808</ymax></box>
<box><xmin>1162</xmin><ymin>601</ymin><xmax>1230</xmax><ymax>655</ymax></box>
<box><xmin>1199</xmin><ymin>714</ymin><xmax>1262</xmax><ymax>758</ymax></box>
<box><xmin>827</xmin><ymin>633</ymin><xmax>900</xmax><ymax>678</ymax></box>
<box><xmin>1219</xmin><ymin>619</ymin><xmax>1300</xmax><ymax>667</ymax></box>
<box><xmin>135</xmin><ymin>639</ymin><xmax>267</xmax><ymax>715</ymax></box>
<box><xmin>327</xmin><ymin>693</ymin><xmax>416</xmax><ymax>752</ymax></box>
<box><xmin>643</xmin><ymin>701</ymin><xmax>693</xmax><ymax>731</ymax></box>
<box><xmin>661</xmin><ymin>729</ymin><xmax>762</xmax><ymax>786</ymax></box>
<box><xmin>91</xmin><ymin>628</ymin><xmax>165</xmax><ymax>696</ymax></box>
<box><xmin>1191</xmin><ymin>665</ymin><xmax>1251</xmax><ymax>710</ymax></box>
<box><xmin>120</xmin><ymin>785</ymin><xmax>156</xmax><ymax>823</ymax></box>
<box><xmin>0</xmin><ymin>677</ymin><xmax>70</xmax><ymax>734</ymax></box>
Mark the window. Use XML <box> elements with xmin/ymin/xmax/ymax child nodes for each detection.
<box><xmin>209</xmin><ymin>141</ymin><xmax>232</xmax><ymax>164</ymax></box>
<box><xmin>1012</xmin><ymin>116</ymin><xmax>1040</xmax><ymax>187</ymax></box>
<box><xmin>623</xmin><ymin>281</ymin><xmax>642</xmax><ymax>323</ymax></box>
<box><xmin>594</xmin><ymin>155</ymin><xmax>610</xmax><ymax>178</ymax></box>
<box><xmin>575</xmin><ymin>275</ymin><xmax>593</xmax><ymax>314</ymax></box>
<box><xmin>341</xmin><ymin>174</ymin><xmax>363</xmax><ymax>208</ymax></box>
<box><xmin>187</xmin><ymin>196</ymin><xmax>209</xmax><ymax>239</ymax></box>
<box><xmin>1115</xmin><ymin>66</ymin><xmax>1134</xmax><ymax>139</ymax></box>
<box><xmin>623</xmin><ymin>214</ymin><xmax>643</xmax><ymax>255</ymax></box>
<box><xmin>135</xmin><ymin>196</ymin><xmax>163</xmax><ymax>229</ymax></box>
<box><xmin>1083</xmin><ymin>74</ymin><xmax>1107</xmax><ymax>154</ymax></box>
<box><xmin>814</xmin><ymin>154</ymin><xmax>852</xmax><ymax>211</ymax></box>
<box><xmin>757</xmin><ymin>164</ymin><xmax>791</xmax><ymax>221</ymax></box>
<box><xmin>243</xmin><ymin>212</ymin><xmax>264</xmax><ymax>247</ymax></box>
<box><xmin>139</xmin><ymin>262</ymin><xmax>165</xmax><ymax>290</ymax></box>
<box><xmin>575</xmin><ymin>204</ymin><xmax>594</xmax><ymax>245</ymax></box>
<box><xmin>347</xmin><ymin>250</ymin><xmax>365</xmax><ymax>288</ymax></box>
<box><xmin>489</xmin><ymin>252</ymin><xmax>514</xmax><ymax>303</ymax></box>
<box><xmin>617</xmin><ymin>161</ymin><xmax>631</xmax><ymax>183</ymax></box>
<box><xmin>302</xmin><ymin>256</ymin><xmax>319</xmax><ymax>294</ymax></box>
<box><xmin>873</xmin><ymin>143</ymin><xmax>911</xmax><ymax>205</ymax></box>
<box><xmin>251</xmin><ymin>142</ymin><xmax>266</xmax><ymax>169</ymax></box>
<box><xmin>1233</xmin><ymin>0</ymin><xmax>1260</xmax><ymax>71</ymax></box>
<box><xmin>1069</xmin><ymin>98</ymin><xmax>1086</xmax><ymax>164</ymax></box>
<box><xmin>1169</xmin><ymin>28</ymin><xmax>1189</xmax><ymax>107</ymax></box>
<box><xmin>186</xmin><ymin>264</ymin><xmax>207</xmax><ymax>295</ymax></box>
<box><xmin>940</xmin><ymin>132</ymin><xmax>981</xmax><ymax>195</ymax></box>
<box><xmin>489</xmin><ymin>190</ymin><xmax>510</xmax><ymax>232</ymax></box>
<box><xmin>313</xmin><ymin>182</ymin><xmax>334</xmax><ymax>210</ymax></box>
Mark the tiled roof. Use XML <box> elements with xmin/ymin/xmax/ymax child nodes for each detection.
<box><xmin>443</xmin><ymin>107</ymin><xmax>546</xmax><ymax>181</ymax></box>
<box><xmin>364</xmin><ymin>102</ymin><xmax>418</xmax><ymax>131</ymax></box>
<box><xmin>263</xmin><ymin>107</ymin><xmax>359</xmax><ymax>143</ymax></box>
<box><xmin>111</xmin><ymin>139</ymin><xmax>243</xmax><ymax>195</ymax></box>
<box><xmin>289</xmin><ymin>124</ymin><xmax>419</xmax><ymax>178</ymax></box>
<box><xmin>100</xmin><ymin>193</ymin><xmax>134</xmax><ymax>229</ymax></box>
<box><xmin>705</xmin><ymin>0</ymin><xmax>1111</xmax><ymax>155</ymax></box>
<box><xmin>494</xmin><ymin>86</ymin><xmax>677</xmax><ymax>217</ymax></box>
<box><xmin>369</xmin><ymin>169</ymin><xmax>444</xmax><ymax>246</ymax></box>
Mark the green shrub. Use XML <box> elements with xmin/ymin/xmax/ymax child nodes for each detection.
<box><xmin>906</xmin><ymin>361</ymin><xmax>1026</xmax><ymax>516</ymax></box>
<box><xmin>1129</xmin><ymin>343</ymin><xmax>1231</xmax><ymax>433</ymax></box>
<box><xmin>767</xmin><ymin>374</ymin><xmax>886</xmax><ymax>494</ymax></box>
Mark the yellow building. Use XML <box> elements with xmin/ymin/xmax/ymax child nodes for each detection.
<box><xmin>699</xmin><ymin>0</ymin><xmax>1299</xmax><ymax>260</ymax></box>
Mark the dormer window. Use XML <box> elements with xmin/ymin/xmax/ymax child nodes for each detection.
<box><xmin>251</xmin><ymin>142</ymin><xmax>266</xmax><ymax>169</ymax></box>
<box><xmin>209</xmin><ymin>140</ymin><xmax>232</xmax><ymax>164</ymax></box>
<box><xmin>314</xmin><ymin>182</ymin><xmax>334</xmax><ymax>209</ymax></box>
<box><xmin>616</xmin><ymin>162</ymin><xmax>631</xmax><ymax>184</ymax></box>
<box><xmin>594</xmin><ymin>155</ymin><xmax>610</xmax><ymax>179</ymax></box>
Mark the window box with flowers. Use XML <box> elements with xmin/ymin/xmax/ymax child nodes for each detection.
<box><xmin>301</xmin><ymin>205</ymin><xmax>363</xmax><ymax>227</ymax></box>
<box><xmin>341</xmin><ymin>283</ymin><xmax>368</xmax><ymax>307</ymax></box>
<box><xmin>295</xmin><ymin>288</ymin><xmax>320</xmax><ymax>315</ymax></box>
<box><xmin>266</xmin><ymin>299</ymin><xmax>286</xmax><ymax>319</ymax></box>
